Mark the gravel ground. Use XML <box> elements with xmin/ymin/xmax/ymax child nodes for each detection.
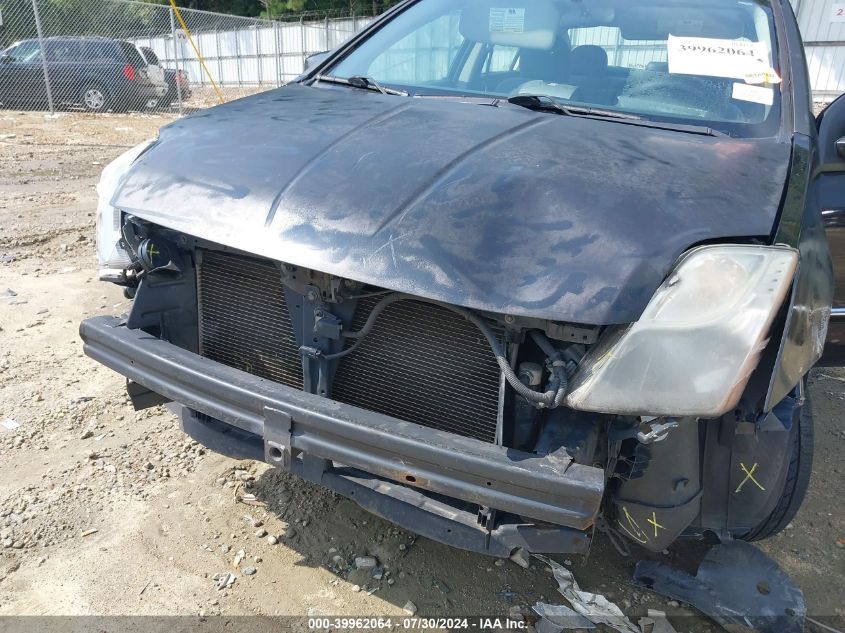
<box><xmin>0</xmin><ymin>110</ymin><xmax>843</xmax><ymax>629</ymax></box>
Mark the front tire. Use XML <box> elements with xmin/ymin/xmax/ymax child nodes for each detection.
<box><xmin>80</xmin><ymin>84</ymin><xmax>110</xmax><ymax>112</ymax></box>
<box><xmin>743</xmin><ymin>384</ymin><xmax>814</xmax><ymax>541</ymax></box>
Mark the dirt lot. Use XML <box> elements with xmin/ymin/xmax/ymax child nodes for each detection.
<box><xmin>0</xmin><ymin>110</ymin><xmax>843</xmax><ymax>629</ymax></box>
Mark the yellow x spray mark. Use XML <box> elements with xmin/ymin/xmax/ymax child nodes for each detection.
<box><xmin>619</xmin><ymin>506</ymin><xmax>649</xmax><ymax>544</ymax></box>
<box><xmin>735</xmin><ymin>462</ymin><xmax>766</xmax><ymax>493</ymax></box>
<box><xmin>646</xmin><ymin>512</ymin><xmax>665</xmax><ymax>538</ymax></box>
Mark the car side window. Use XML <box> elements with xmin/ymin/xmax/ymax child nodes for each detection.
<box><xmin>6</xmin><ymin>41</ymin><xmax>41</xmax><ymax>62</ymax></box>
<box><xmin>67</xmin><ymin>42</ymin><xmax>88</xmax><ymax>62</ymax></box>
<box><xmin>350</xmin><ymin>11</ymin><xmax>465</xmax><ymax>86</ymax></box>
<box><xmin>119</xmin><ymin>42</ymin><xmax>146</xmax><ymax>66</ymax></box>
<box><xmin>85</xmin><ymin>41</ymin><xmax>118</xmax><ymax>61</ymax></box>
<box><xmin>45</xmin><ymin>42</ymin><xmax>78</xmax><ymax>62</ymax></box>
<box><xmin>143</xmin><ymin>48</ymin><xmax>160</xmax><ymax>66</ymax></box>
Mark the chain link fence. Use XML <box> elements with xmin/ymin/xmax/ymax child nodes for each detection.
<box><xmin>0</xmin><ymin>0</ymin><xmax>372</xmax><ymax>114</ymax></box>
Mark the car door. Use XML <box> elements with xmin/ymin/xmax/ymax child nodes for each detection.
<box><xmin>0</xmin><ymin>40</ymin><xmax>45</xmax><ymax>107</ymax></box>
<box><xmin>43</xmin><ymin>41</ymin><xmax>79</xmax><ymax>105</ymax></box>
<box><xmin>818</xmin><ymin>94</ymin><xmax>845</xmax><ymax>365</ymax></box>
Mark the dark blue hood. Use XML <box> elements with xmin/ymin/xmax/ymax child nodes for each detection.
<box><xmin>113</xmin><ymin>83</ymin><xmax>791</xmax><ymax>324</ymax></box>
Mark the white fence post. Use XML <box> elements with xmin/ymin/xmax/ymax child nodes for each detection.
<box><xmin>30</xmin><ymin>0</ymin><xmax>55</xmax><ymax>115</ymax></box>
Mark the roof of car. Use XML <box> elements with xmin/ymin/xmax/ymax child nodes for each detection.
<box><xmin>11</xmin><ymin>36</ymin><xmax>122</xmax><ymax>45</ymax></box>
<box><xmin>45</xmin><ymin>36</ymin><xmax>119</xmax><ymax>41</ymax></box>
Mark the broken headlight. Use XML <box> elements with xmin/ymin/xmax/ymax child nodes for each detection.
<box><xmin>95</xmin><ymin>139</ymin><xmax>155</xmax><ymax>281</ymax></box>
<box><xmin>565</xmin><ymin>245</ymin><xmax>799</xmax><ymax>418</ymax></box>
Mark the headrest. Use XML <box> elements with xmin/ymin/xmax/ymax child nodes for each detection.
<box><xmin>570</xmin><ymin>45</ymin><xmax>608</xmax><ymax>74</ymax></box>
<box><xmin>520</xmin><ymin>46</ymin><xmax>570</xmax><ymax>81</ymax></box>
<box><xmin>459</xmin><ymin>1</ymin><xmax>560</xmax><ymax>50</ymax></box>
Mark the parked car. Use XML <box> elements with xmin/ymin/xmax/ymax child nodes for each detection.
<box><xmin>81</xmin><ymin>0</ymin><xmax>845</xmax><ymax>559</ymax></box>
<box><xmin>0</xmin><ymin>36</ymin><xmax>165</xmax><ymax>112</ymax></box>
<box><xmin>135</xmin><ymin>45</ymin><xmax>168</xmax><ymax>107</ymax></box>
<box><xmin>137</xmin><ymin>46</ymin><xmax>191</xmax><ymax>108</ymax></box>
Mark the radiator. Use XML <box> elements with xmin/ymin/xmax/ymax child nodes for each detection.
<box><xmin>197</xmin><ymin>250</ymin><xmax>304</xmax><ymax>390</ymax></box>
<box><xmin>196</xmin><ymin>250</ymin><xmax>501</xmax><ymax>443</ymax></box>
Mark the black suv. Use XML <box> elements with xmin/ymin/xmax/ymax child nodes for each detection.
<box><xmin>0</xmin><ymin>36</ymin><xmax>164</xmax><ymax>112</ymax></box>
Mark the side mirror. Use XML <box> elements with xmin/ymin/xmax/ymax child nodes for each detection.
<box><xmin>304</xmin><ymin>51</ymin><xmax>329</xmax><ymax>73</ymax></box>
<box><xmin>817</xmin><ymin>94</ymin><xmax>845</xmax><ymax>168</ymax></box>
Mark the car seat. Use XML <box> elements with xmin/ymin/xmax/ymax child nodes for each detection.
<box><xmin>495</xmin><ymin>39</ymin><xmax>571</xmax><ymax>94</ymax></box>
<box><xmin>570</xmin><ymin>45</ymin><xmax>618</xmax><ymax>105</ymax></box>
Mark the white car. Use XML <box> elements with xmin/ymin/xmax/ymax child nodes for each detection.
<box><xmin>135</xmin><ymin>44</ymin><xmax>167</xmax><ymax>107</ymax></box>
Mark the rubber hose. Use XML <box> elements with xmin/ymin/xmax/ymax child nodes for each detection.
<box><xmin>529</xmin><ymin>329</ymin><xmax>557</xmax><ymax>357</ymax></box>
<box><xmin>529</xmin><ymin>330</ymin><xmax>569</xmax><ymax>407</ymax></box>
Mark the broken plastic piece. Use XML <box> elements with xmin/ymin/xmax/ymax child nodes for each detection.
<box><xmin>636</xmin><ymin>419</ymin><xmax>678</xmax><ymax>444</ymax></box>
<box><xmin>638</xmin><ymin>609</ymin><xmax>678</xmax><ymax>633</ymax></box>
<box><xmin>533</xmin><ymin>603</ymin><xmax>596</xmax><ymax>632</ymax></box>
<box><xmin>632</xmin><ymin>540</ymin><xmax>805</xmax><ymax>633</ymax></box>
<box><xmin>534</xmin><ymin>555</ymin><xmax>639</xmax><ymax>633</ymax></box>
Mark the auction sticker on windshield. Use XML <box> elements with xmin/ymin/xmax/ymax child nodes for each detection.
<box><xmin>489</xmin><ymin>8</ymin><xmax>525</xmax><ymax>33</ymax></box>
<box><xmin>668</xmin><ymin>35</ymin><xmax>771</xmax><ymax>81</ymax></box>
<box><xmin>732</xmin><ymin>82</ymin><xmax>774</xmax><ymax>106</ymax></box>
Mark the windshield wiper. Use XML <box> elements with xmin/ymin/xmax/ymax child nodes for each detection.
<box><xmin>508</xmin><ymin>94</ymin><xmax>639</xmax><ymax>119</ymax></box>
<box><xmin>506</xmin><ymin>94</ymin><xmax>726</xmax><ymax>137</ymax></box>
<box><xmin>316</xmin><ymin>74</ymin><xmax>409</xmax><ymax>97</ymax></box>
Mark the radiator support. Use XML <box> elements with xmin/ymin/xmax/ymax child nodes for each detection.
<box><xmin>196</xmin><ymin>249</ymin><xmax>503</xmax><ymax>443</ymax></box>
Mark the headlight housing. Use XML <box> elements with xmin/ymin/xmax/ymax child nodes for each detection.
<box><xmin>96</xmin><ymin>139</ymin><xmax>155</xmax><ymax>279</ymax></box>
<box><xmin>565</xmin><ymin>244</ymin><xmax>799</xmax><ymax>418</ymax></box>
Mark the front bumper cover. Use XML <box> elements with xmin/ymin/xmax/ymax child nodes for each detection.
<box><xmin>80</xmin><ymin>316</ymin><xmax>605</xmax><ymax>555</ymax></box>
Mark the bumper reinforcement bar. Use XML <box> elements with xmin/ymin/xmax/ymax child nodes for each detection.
<box><xmin>81</xmin><ymin>316</ymin><xmax>605</xmax><ymax>555</ymax></box>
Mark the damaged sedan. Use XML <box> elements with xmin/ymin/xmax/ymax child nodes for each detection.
<box><xmin>80</xmin><ymin>0</ymin><xmax>845</xmax><ymax>557</ymax></box>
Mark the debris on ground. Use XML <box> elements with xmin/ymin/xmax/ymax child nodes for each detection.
<box><xmin>432</xmin><ymin>578</ymin><xmax>451</xmax><ymax>594</ymax></box>
<box><xmin>1</xmin><ymin>418</ymin><xmax>20</xmax><ymax>431</ymax></box>
<box><xmin>533</xmin><ymin>555</ymin><xmax>639</xmax><ymax>633</ymax></box>
<box><xmin>233</xmin><ymin>549</ymin><xmax>245</xmax><ymax>567</ymax></box>
<box><xmin>403</xmin><ymin>600</ymin><xmax>418</xmax><ymax>615</ymax></box>
<box><xmin>633</xmin><ymin>540</ymin><xmax>805</xmax><ymax>633</ymax></box>
<box><xmin>532</xmin><ymin>602</ymin><xmax>596</xmax><ymax>632</ymax></box>
<box><xmin>215</xmin><ymin>572</ymin><xmax>236</xmax><ymax>590</ymax></box>
<box><xmin>510</xmin><ymin>547</ymin><xmax>531</xmax><ymax>569</ymax></box>
<box><xmin>637</xmin><ymin>609</ymin><xmax>678</xmax><ymax>633</ymax></box>
<box><xmin>242</xmin><ymin>566</ymin><xmax>257</xmax><ymax>576</ymax></box>
<box><xmin>80</xmin><ymin>529</ymin><xmax>98</xmax><ymax>537</ymax></box>
<box><xmin>354</xmin><ymin>556</ymin><xmax>378</xmax><ymax>569</ymax></box>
